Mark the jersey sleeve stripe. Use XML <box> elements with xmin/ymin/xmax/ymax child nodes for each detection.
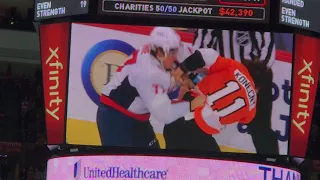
<box><xmin>100</xmin><ymin>95</ymin><xmax>150</xmax><ymax>121</ymax></box>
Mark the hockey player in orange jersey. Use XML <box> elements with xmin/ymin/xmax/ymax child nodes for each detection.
<box><xmin>164</xmin><ymin>48</ymin><xmax>267</xmax><ymax>151</ymax></box>
<box><xmin>179</xmin><ymin>48</ymin><xmax>256</xmax><ymax>134</ymax></box>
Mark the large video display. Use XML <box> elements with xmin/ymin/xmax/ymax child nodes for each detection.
<box><xmin>47</xmin><ymin>155</ymin><xmax>300</xmax><ymax>180</ymax></box>
<box><xmin>63</xmin><ymin>23</ymin><xmax>293</xmax><ymax>155</ymax></box>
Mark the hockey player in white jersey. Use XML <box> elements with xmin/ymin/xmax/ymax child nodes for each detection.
<box><xmin>96</xmin><ymin>27</ymin><xmax>206</xmax><ymax>148</ymax></box>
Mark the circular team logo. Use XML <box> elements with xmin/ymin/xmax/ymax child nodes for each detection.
<box><xmin>81</xmin><ymin>40</ymin><xmax>135</xmax><ymax>105</ymax></box>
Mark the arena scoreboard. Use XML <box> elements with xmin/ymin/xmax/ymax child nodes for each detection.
<box><xmin>34</xmin><ymin>0</ymin><xmax>89</xmax><ymax>20</ymax></box>
<box><xmin>280</xmin><ymin>0</ymin><xmax>320</xmax><ymax>33</ymax></box>
<box><xmin>99</xmin><ymin>0</ymin><xmax>270</xmax><ymax>22</ymax></box>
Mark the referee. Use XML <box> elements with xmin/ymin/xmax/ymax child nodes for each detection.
<box><xmin>193</xmin><ymin>29</ymin><xmax>279</xmax><ymax>154</ymax></box>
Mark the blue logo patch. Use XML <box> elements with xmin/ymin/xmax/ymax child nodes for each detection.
<box><xmin>74</xmin><ymin>160</ymin><xmax>81</xmax><ymax>180</ymax></box>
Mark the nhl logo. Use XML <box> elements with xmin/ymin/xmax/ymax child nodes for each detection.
<box><xmin>236</xmin><ymin>31</ymin><xmax>250</xmax><ymax>47</ymax></box>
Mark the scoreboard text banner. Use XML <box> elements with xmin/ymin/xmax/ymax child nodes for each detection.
<box><xmin>34</xmin><ymin>0</ymin><xmax>89</xmax><ymax>20</ymax></box>
<box><xmin>99</xmin><ymin>0</ymin><xmax>269</xmax><ymax>22</ymax></box>
<box><xmin>280</xmin><ymin>1</ymin><xmax>320</xmax><ymax>33</ymax></box>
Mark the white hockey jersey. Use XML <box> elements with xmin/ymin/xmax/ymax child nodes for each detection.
<box><xmin>101</xmin><ymin>45</ymin><xmax>190</xmax><ymax>123</ymax></box>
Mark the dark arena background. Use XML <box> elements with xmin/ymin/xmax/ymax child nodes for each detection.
<box><xmin>1</xmin><ymin>0</ymin><xmax>320</xmax><ymax>179</ymax></box>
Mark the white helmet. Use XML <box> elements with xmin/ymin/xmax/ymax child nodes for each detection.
<box><xmin>149</xmin><ymin>27</ymin><xmax>181</xmax><ymax>57</ymax></box>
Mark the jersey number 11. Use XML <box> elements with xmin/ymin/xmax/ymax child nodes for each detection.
<box><xmin>207</xmin><ymin>81</ymin><xmax>246</xmax><ymax>118</ymax></box>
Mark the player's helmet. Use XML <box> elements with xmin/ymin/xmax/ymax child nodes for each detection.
<box><xmin>149</xmin><ymin>27</ymin><xmax>181</xmax><ymax>57</ymax></box>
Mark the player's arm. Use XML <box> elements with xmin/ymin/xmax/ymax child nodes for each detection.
<box><xmin>256</xmin><ymin>32</ymin><xmax>276</xmax><ymax>67</ymax></box>
<box><xmin>179</xmin><ymin>89</ymin><xmax>225</xmax><ymax>135</ymax></box>
<box><xmin>194</xmin><ymin>104</ymin><xmax>225</xmax><ymax>135</ymax></box>
<box><xmin>193</xmin><ymin>29</ymin><xmax>218</xmax><ymax>49</ymax></box>
<box><xmin>179</xmin><ymin>49</ymin><xmax>218</xmax><ymax>72</ymax></box>
<box><xmin>178</xmin><ymin>48</ymin><xmax>235</xmax><ymax>75</ymax></box>
<box><xmin>190</xmin><ymin>77</ymin><xmax>226</xmax><ymax>135</ymax></box>
<box><xmin>134</xmin><ymin>71</ymin><xmax>202</xmax><ymax>124</ymax></box>
<box><xmin>193</xmin><ymin>29</ymin><xmax>204</xmax><ymax>49</ymax></box>
<box><xmin>176</xmin><ymin>43</ymin><xmax>195</xmax><ymax>64</ymax></box>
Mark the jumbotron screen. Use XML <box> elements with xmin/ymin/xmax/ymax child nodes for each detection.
<box><xmin>46</xmin><ymin>155</ymin><xmax>300</xmax><ymax>180</ymax></box>
<box><xmin>39</xmin><ymin>22</ymin><xmax>320</xmax><ymax>157</ymax></box>
<box><xmin>98</xmin><ymin>0</ymin><xmax>270</xmax><ymax>22</ymax></box>
<box><xmin>40</xmin><ymin>23</ymin><xmax>298</xmax><ymax>155</ymax></box>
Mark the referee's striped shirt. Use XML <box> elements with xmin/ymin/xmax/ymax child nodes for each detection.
<box><xmin>193</xmin><ymin>29</ymin><xmax>276</xmax><ymax>67</ymax></box>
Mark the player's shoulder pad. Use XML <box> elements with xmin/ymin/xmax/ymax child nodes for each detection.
<box><xmin>136</xmin><ymin>64</ymin><xmax>170</xmax><ymax>86</ymax></box>
<box><xmin>176</xmin><ymin>44</ymin><xmax>195</xmax><ymax>63</ymax></box>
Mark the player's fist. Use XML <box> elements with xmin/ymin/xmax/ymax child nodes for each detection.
<box><xmin>178</xmin><ymin>84</ymin><xmax>189</xmax><ymax>100</ymax></box>
<box><xmin>171</xmin><ymin>67</ymin><xmax>185</xmax><ymax>84</ymax></box>
<box><xmin>190</xmin><ymin>95</ymin><xmax>206</xmax><ymax>111</ymax></box>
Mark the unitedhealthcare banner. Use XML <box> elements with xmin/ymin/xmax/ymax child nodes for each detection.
<box><xmin>47</xmin><ymin>155</ymin><xmax>300</xmax><ymax>180</ymax></box>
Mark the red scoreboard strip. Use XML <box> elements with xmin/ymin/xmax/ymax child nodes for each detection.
<box><xmin>219</xmin><ymin>0</ymin><xmax>267</xmax><ymax>7</ymax></box>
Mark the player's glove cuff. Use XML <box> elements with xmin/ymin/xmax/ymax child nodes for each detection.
<box><xmin>182</xmin><ymin>92</ymin><xmax>196</xmax><ymax>101</ymax></box>
<box><xmin>194</xmin><ymin>104</ymin><xmax>224</xmax><ymax>135</ymax></box>
<box><xmin>180</xmin><ymin>50</ymin><xmax>206</xmax><ymax>73</ymax></box>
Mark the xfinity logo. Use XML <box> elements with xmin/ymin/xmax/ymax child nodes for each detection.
<box><xmin>292</xmin><ymin>59</ymin><xmax>314</xmax><ymax>134</ymax></box>
<box><xmin>45</xmin><ymin>47</ymin><xmax>63</xmax><ymax>121</ymax></box>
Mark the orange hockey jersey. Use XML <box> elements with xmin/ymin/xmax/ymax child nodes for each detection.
<box><xmin>193</xmin><ymin>51</ymin><xmax>257</xmax><ymax>135</ymax></box>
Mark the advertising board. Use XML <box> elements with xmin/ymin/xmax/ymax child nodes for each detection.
<box><xmin>47</xmin><ymin>155</ymin><xmax>300</xmax><ymax>180</ymax></box>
